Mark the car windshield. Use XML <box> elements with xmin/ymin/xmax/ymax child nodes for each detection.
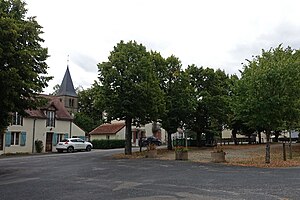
<box><xmin>61</xmin><ymin>139</ymin><xmax>68</xmax><ymax>142</ymax></box>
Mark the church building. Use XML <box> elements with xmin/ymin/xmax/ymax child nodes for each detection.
<box><xmin>56</xmin><ymin>66</ymin><xmax>78</xmax><ymax>115</ymax></box>
<box><xmin>0</xmin><ymin>66</ymin><xmax>85</xmax><ymax>155</ymax></box>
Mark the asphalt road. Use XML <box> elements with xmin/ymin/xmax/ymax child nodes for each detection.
<box><xmin>0</xmin><ymin>149</ymin><xmax>300</xmax><ymax>200</ymax></box>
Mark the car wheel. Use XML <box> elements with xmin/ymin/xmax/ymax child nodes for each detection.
<box><xmin>67</xmin><ymin>146</ymin><xmax>74</xmax><ymax>153</ymax></box>
<box><xmin>57</xmin><ymin>149</ymin><xmax>63</xmax><ymax>153</ymax></box>
<box><xmin>86</xmin><ymin>145</ymin><xmax>92</xmax><ymax>152</ymax></box>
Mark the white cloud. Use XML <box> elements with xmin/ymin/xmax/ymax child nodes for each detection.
<box><xmin>25</xmin><ymin>0</ymin><xmax>300</xmax><ymax>93</ymax></box>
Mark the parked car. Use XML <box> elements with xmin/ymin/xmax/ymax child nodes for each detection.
<box><xmin>56</xmin><ymin>138</ymin><xmax>93</xmax><ymax>153</ymax></box>
<box><xmin>139</xmin><ymin>136</ymin><xmax>162</xmax><ymax>147</ymax></box>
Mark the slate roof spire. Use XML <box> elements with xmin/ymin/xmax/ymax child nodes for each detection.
<box><xmin>57</xmin><ymin>65</ymin><xmax>77</xmax><ymax>97</ymax></box>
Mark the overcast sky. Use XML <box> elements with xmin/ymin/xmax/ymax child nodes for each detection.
<box><xmin>25</xmin><ymin>0</ymin><xmax>300</xmax><ymax>94</ymax></box>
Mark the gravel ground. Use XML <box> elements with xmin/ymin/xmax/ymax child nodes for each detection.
<box><xmin>157</xmin><ymin>143</ymin><xmax>300</xmax><ymax>167</ymax></box>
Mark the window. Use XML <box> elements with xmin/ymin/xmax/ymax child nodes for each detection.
<box><xmin>106</xmin><ymin>135</ymin><xmax>110</xmax><ymax>140</ymax></box>
<box><xmin>56</xmin><ymin>134</ymin><xmax>64</xmax><ymax>144</ymax></box>
<box><xmin>12</xmin><ymin>112</ymin><xmax>23</xmax><ymax>126</ymax></box>
<box><xmin>11</xmin><ymin>132</ymin><xmax>20</xmax><ymax>145</ymax></box>
<box><xmin>46</xmin><ymin>111</ymin><xmax>55</xmax><ymax>127</ymax></box>
<box><xmin>68</xmin><ymin>98</ymin><xmax>75</xmax><ymax>107</ymax></box>
<box><xmin>77</xmin><ymin>139</ymin><xmax>84</xmax><ymax>143</ymax></box>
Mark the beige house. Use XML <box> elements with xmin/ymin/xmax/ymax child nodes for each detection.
<box><xmin>89</xmin><ymin>121</ymin><xmax>167</xmax><ymax>146</ymax></box>
<box><xmin>0</xmin><ymin>95</ymin><xmax>85</xmax><ymax>155</ymax></box>
<box><xmin>89</xmin><ymin>122</ymin><xmax>126</xmax><ymax>141</ymax></box>
<box><xmin>0</xmin><ymin>66</ymin><xmax>85</xmax><ymax>155</ymax></box>
<box><xmin>222</xmin><ymin>129</ymin><xmax>267</xmax><ymax>143</ymax></box>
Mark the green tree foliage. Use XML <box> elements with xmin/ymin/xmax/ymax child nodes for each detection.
<box><xmin>0</xmin><ymin>0</ymin><xmax>51</xmax><ymax>132</ymax></box>
<box><xmin>157</xmin><ymin>55</ymin><xmax>196</xmax><ymax>150</ymax></box>
<box><xmin>187</xmin><ymin>65</ymin><xmax>231</xmax><ymax>146</ymax></box>
<box><xmin>51</xmin><ymin>84</ymin><xmax>60</xmax><ymax>95</ymax></box>
<box><xmin>74</xmin><ymin>83</ymin><xmax>104</xmax><ymax>132</ymax></box>
<box><xmin>98</xmin><ymin>41</ymin><xmax>165</xmax><ymax>154</ymax></box>
<box><xmin>234</xmin><ymin>45</ymin><xmax>300</xmax><ymax>163</ymax></box>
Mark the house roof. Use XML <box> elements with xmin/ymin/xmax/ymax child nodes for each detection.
<box><xmin>25</xmin><ymin>95</ymin><xmax>72</xmax><ymax>121</ymax></box>
<box><xmin>57</xmin><ymin>66</ymin><xmax>77</xmax><ymax>97</ymax></box>
<box><xmin>89</xmin><ymin>122</ymin><xmax>125</xmax><ymax>135</ymax></box>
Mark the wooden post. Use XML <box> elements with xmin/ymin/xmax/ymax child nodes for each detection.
<box><xmin>283</xmin><ymin>143</ymin><xmax>286</xmax><ymax>161</ymax></box>
<box><xmin>289</xmin><ymin>131</ymin><xmax>292</xmax><ymax>159</ymax></box>
<box><xmin>265</xmin><ymin>131</ymin><xmax>271</xmax><ymax>164</ymax></box>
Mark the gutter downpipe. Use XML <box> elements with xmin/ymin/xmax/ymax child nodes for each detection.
<box><xmin>69</xmin><ymin>120</ymin><xmax>72</xmax><ymax>138</ymax></box>
<box><xmin>32</xmin><ymin>119</ymin><xmax>36</xmax><ymax>153</ymax></box>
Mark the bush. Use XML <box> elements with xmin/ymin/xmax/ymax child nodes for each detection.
<box><xmin>35</xmin><ymin>140</ymin><xmax>44</xmax><ymax>153</ymax></box>
<box><xmin>91</xmin><ymin>139</ymin><xmax>125</xmax><ymax>149</ymax></box>
<box><xmin>173</xmin><ymin>139</ymin><xmax>198</xmax><ymax>147</ymax></box>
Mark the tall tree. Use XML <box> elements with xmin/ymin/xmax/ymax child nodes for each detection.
<box><xmin>234</xmin><ymin>45</ymin><xmax>300</xmax><ymax>163</ymax></box>
<box><xmin>98</xmin><ymin>41</ymin><xmax>165</xmax><ymax>155</ymax></box>
<box><xmin>158</xmin><ymin>56</ymin><xmax>196</xmax><ymax>150</ymax></box>
<box><xmin>0</xmin><ymin>0</ymin><xmax>51</xmax><ymax>133</ymax></box>
<box><xmin>74</xmin><ymin>83</ymin><xmax>104</xmax><ymax>132</ymax></box>
<box><xmin>187</xmin><ymin>65</ymin><xmax>231</xmax><ymax>146</ymax></box>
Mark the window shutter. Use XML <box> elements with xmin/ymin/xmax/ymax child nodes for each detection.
<box><xmin>5</xmin><ymin>132</ymin><xmax>11</xmax><ymax>147</ymax></box>
<box><xmin>20</xmin><ymin>132</ymin><xmax>26</xmax><ymax>146</ymax></box>
<box><xmin>52</xmin><ymin>133</ymin><xmax>58</xmax><ymax>145</ymax></box>
<box><xmin>64</xmin><ymin>133</ymin><xmax>69</xmax><ymax>139</ymax></box>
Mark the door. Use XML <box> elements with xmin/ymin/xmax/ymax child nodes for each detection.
<box><xmin>46</xmin><ymin>132</ymin><xmax>53</xmax><ymax>152</ymax></box>
<box><xmin>70</xmin><ymin>139</ymin><xmax>80</xmax><ymax>150</ymax></box>
<box><xmin>77</xmin><ymin>139</ymin><xmax>85</xmax><ymax>149</ymax></box>
<box><xmin>0</xmin><ymin>133</ymin><xmax>3</xmax><ymax>150</ymax></box>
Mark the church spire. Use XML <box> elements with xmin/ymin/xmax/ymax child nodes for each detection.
<box><xmin>57</xmin><ymin>61</ymin><xmax>77</xmax><ymax>97</ymax></box>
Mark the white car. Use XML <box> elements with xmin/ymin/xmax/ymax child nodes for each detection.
<box><xmin>56</xmin><ymin>138</ymin><xmax>93</xmax><ymax>153</ymax></box>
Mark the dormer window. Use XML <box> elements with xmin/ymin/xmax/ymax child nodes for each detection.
<box><xmin>12</xmin><ymin>112</ymin><xmax>23</xmax><ymax>126</ymax></box>
<box><xmin>46</xmin><ymin>111</ymin><xmax>55</xmax><ymax>127</ymax></box>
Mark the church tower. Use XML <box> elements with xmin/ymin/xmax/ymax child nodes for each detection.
<box><xmin>56</xmin><ymin>66</ymin><xmax>78</xmax><ymax>115</ymax></box>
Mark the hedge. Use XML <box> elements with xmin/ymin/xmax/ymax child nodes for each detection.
<box><xmin>173</xmin><ymin>139</ymin><xmax>198</xmax><ymax>147</ymax></box>
<box><xmin>91</xmin><ymin>139</ymin><xmax>125</xmax><ymax>149</ymax></box>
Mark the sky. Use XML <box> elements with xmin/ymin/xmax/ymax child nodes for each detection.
<box><xmin>25</xmin><ymin>0</ymin><xmax>300</xmax><ymax>94</ymax></box>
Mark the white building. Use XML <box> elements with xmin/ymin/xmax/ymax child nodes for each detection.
<box><xmin>89</xmin><ymin>121</ymin><xmax>167</xmax><ymax>146</ymax></box>
<box><xmin>1</xmin><ymin>95</ymin><xmax>85</xmax><ymax>154</ymax></box>
<box><xmin>0</xmin><ymin>66</ymin><xmax>85</xmax><ymax>154</ymax></box>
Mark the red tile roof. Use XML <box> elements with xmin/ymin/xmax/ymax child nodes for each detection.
<box><xmin>25</xmin><ymin>95</ymin><xmax>72</xmax><ymax>121</ymax></box>
<box><xmin>89</xmin><ymin>122</ymin><xmax>125</xmax><ymax>135</ymax></box>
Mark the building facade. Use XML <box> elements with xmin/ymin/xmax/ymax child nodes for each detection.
<box><xmin>89</xmin><ymin>121</ymin><xmax>167</xmax><ymax>146</ymax></box>
<box><xmin>0</xmin><ymin>66</ymin><xmax>85</xmax><ymax>155</ymax></box>
<box><xmin>0</xmin><ymin>96</ymin><xmax>85</xmax><ymax>155</ymax></box>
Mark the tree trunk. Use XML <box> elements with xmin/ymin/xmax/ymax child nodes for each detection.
<box><xmin>125</xmin><ymin>117</ymin><xmax>132</xmax><ymax>155</ymax></box>
<box><xmin>167</xmin><ymin>131</ymin><xmax>172</xmax><ymax>150</ymax></box>
<box><xmin>258</xmin><ymin>132</ymin><xmax>262</xmax><ymax>144</ymax></box>
<box><xmin>265</xmin><ymin>130</ymin><xmax>271</xmax><ymax>164</ymax></box>
<box><xmin>274</xmin><ymin>131</ymin><xmax>280</xmax><ymax>142</ymax></box>
<box><xmin>196</xmin><ymin>132</ymin><xmax>202</xmax><ymax>147</ymax></box>
<box><xmin>248</xmin><ymin>134</ymin><xmax>251</xmax><ymax>144</ymax></box>
<box><xmin>289</xmin><ymin>130</ymin><xmax>292</xmax><ymax>159</ymax></box>
<box><xmin>232</xmin><ymin>129</ymin><xmax>238</xmax><ymax>145</ymax></box>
